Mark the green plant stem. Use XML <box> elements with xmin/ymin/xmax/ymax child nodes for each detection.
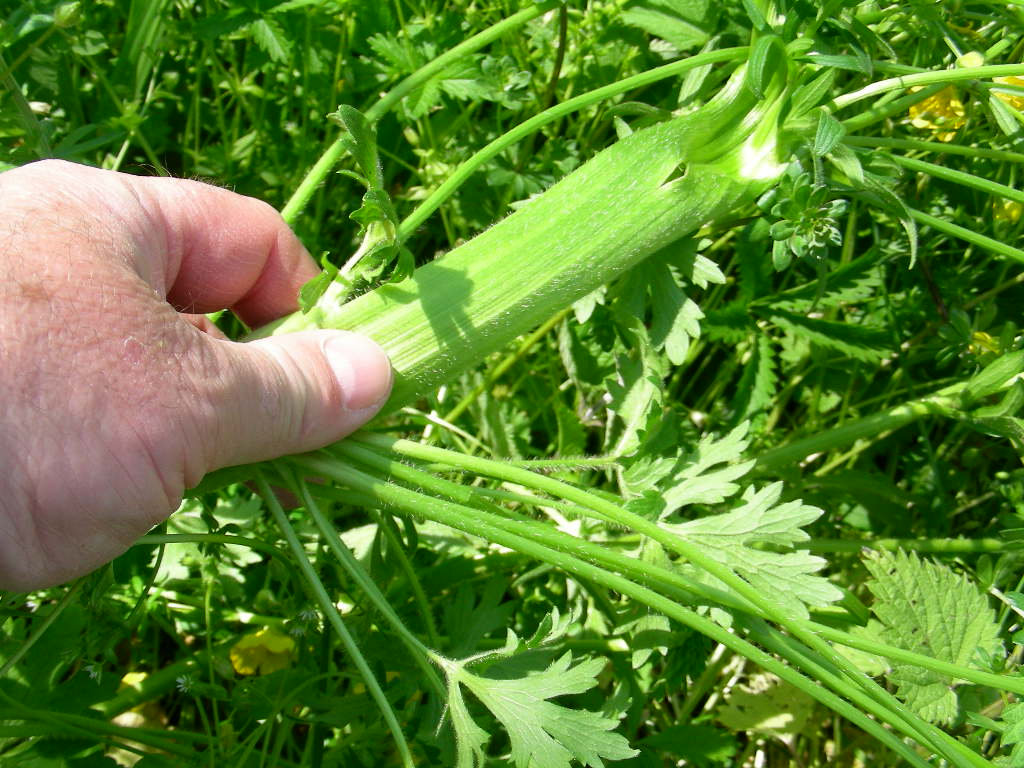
<box><xmin>805</xmin><ymin>537</ymin><xmax>1022</xmax><ymax>554</ymax></box>
<box><xmin>845</xmin><ymin>135</ymin><xmax>1024</xmax><ymax>164</ymax></box>
<box><xmin>0</xmin><ymin>50</ymin><xmax>52</xmax><ymax>157</ymax></box>
<box><xmin>839</xmin><ymin>82</ymin><xmax>947</xmax><ymax>133</ymax></box>
<box><xmin>754</xmin><ymin>383</ymin><xmax>964</xmax><ymax>472</ymax></box>
<box><xmin>833</xmin><ymin>63</ymin><xmax>1024</xmax><ymax>110</ymax></box>
<box><xmin>135</xmin><ymin>533</ymin><xmax>289</xmax><ymax>565</ymax></box>
<box><xmin>397</xmin><ymin>46</ymin><xmax>749</xmax><ymax>241</ymax></box>
<box><xmin>302</xmin><ymin>458</ymin><xmax>939</xmax><ymax>767</ymax></box>
<box><xmin>813</xmin><ymin>625</ymin><xmax>1024</xmax><ymax>696</ymax></box>
<box><xmin>910</xmin><ymin>206</ymin><xmax>1024</xmax><ymax>264</ymax></box>
<box><xmin>281</xmin><ymin>1</ymin><xmax>557</xmax><ymax>226</ymax></box>
<box><xmin>329</xmin><ymin>442</ymin><xmax>1022</xmax><ymax>741</ymax></box>
<box><xmin>0</xmin><ymin>688</ymin><xmax>199</xmax><ymax>758</ymax></box>
<box><xmin>256</xmin><ymin>474</ymin><xmax>415</xmax><ymax>768</ymax></box>
<box><xmin>278</xmin><ymin>464</ymin><xmax>445</xmax><ymax>696</ymax></box>
<box><xmin>369</xmin><ymin>507</ymin><xmax>443</xmax><ymax>649</ymax></box>
<box><xmin>891</xmin><ymin>153</ymin><xmax>1024</xmax><ymax>203</ymax></box>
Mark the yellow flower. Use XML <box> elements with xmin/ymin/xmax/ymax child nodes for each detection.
<box><xmin>993</xmin><ymin>76</ymin><xmax>1024</xmax><ymax>112</ymax></box>
<box><xmin>969</xmin><ymin>331</ymin><xmax>1000</xmax><ymax>356</ymax></box>
<box><xmin>994</xmin><ymin>199</ymin><xmax>1023</xmax><ymax>223</ymax></box>
<box><xmin>908</xmin><ymin>86</ymin><xmax>966</xmax><ymax>142</ymax></box>
<box><xmin>229</xmin><ymin>627</ymin><xmax>295</xmax><ymax>676</ymax></box>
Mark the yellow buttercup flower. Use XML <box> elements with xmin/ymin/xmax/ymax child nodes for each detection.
<box><xmin>908</xmin><ymin>86</ymin><xmax>966</xmax><ymax>142</ymax></box>
<box><xmin>994</xmin><ymin>199</ymin><xmax>1023</xmax><ymax>223</ymax></box>
<box><xmin>229</xmin><ymin>627</ymin><xmax>295</xmax><ymax>676</ymax></box>
<box><xmin>993</xmin><ymin>76</ymin><xmax>1024</xmax><ymax>111</ymax></box>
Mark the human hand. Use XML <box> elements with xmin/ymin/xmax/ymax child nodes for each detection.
<box><xmin>0</xmin><ymin>160</ymin><xmax>392</xmax><ymax>591</ymax></box>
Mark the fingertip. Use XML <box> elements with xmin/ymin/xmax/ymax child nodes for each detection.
<box><xmin>322</xmin><ymin>331</ymin><xmax>394</xmax><ymax>414</ymax></box>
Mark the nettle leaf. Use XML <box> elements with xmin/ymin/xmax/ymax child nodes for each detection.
<box><xmin>665</xmin><ymin>483</ymin><xmax>842</xmax><ymax>618</ymax></box>
<box><xmin>863</xmin><ymin>549</ymin><xmax>1004</xmax><ymax>725</ymax></box>
<box><xmin>444</xmin><ymin>653</ymin><xmax>637</xmax><ymax>768</ymax></box>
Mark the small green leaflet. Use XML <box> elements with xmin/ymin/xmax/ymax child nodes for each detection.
<box><xmin>664</xmin><ymin>483</ymin><xmax>842</xmax><ymax>619</ymax></box>
<box><xmin>862</xmin><ymin>549</ymin><xmax>1004</xmax><ymax>725</ymax></box>
<box><xmin>622</xmin><ymin>424</ymin><xmax>753</xmax><ymax>513</ymax></box>
<box><xmin>297</xmin><ymin>252</ymin><xmax>339</xmax><ymax>313</ymax></box>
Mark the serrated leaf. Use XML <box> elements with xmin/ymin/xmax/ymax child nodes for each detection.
<box><xmin>666</xmin><ymin>483</ymin><xmax>842</xmax><ymax>618</ymax></box>
<box><xmin>766</xmin><ymin>308</ymin><xmax>890</xmax><ymax>362</ymax></box>
<box><xmin>863</xmin><ymin>549</ymin><xmax>1004</xmax><ymax>725</ymax></box>
<box><xmin>297</xmin><ymin>252</ymin><xmax>339</xmax><ymax>312</ymax></box>
<box><xmin>859</xmin><ymin>171</ymin><xmax>918</xmax><ymax>265</ymax></box>
<box><xmin>605</xmin><ymin>343</ymin><xmax>664</xmax><ymax>457</ymax></box>
<box><xmin>248</xmin><ymin>18</ymin><xmax>291</xmax><ymax>63</ymax></box>
<box><xmin>762</xmin><ymin>251</ymin><xmax>882</xmax><ymax>311</ymax></box>
<box><xmin>649</xmin><ymin>270</ymin><xmax>703</xmax><ymax>365</ymax></box>
<box><xmin>621</xmin><ymin>424</ymin><xmax>752</xmax><ymax>511</ymax></box>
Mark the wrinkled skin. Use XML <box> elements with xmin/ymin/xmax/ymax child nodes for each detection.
<box><xmin>0</xmin><ymin>160</ymin><xmax>392</xmax><ymax>591</ymax></box>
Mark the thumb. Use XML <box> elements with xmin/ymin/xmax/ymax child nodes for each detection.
<box><xmin>187</xmin><ymin>329</ymin><xmax>393</xmax><ymax>472</ymax></box>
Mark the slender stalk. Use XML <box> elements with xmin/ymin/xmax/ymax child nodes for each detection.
<box><xmin>278</xmin><ymin>464</ymin><xmax>445</xmax><ymax>695</ymax></box>
<box><xmin>845</xmin><ymin>135</ymin><xmax>1024</xmax><ymax>164</ymax></box>
<box><xmin>805</xmin><ymin>537</ymin><xmax>1022</xmax><ymax>554</ymax></box>
<box><xmin>256</xmin><ymin>474</ymin><xmax>415</xmax><ymax>768</ymax></box>
<box><xmin>833</xmin><ymin>63</ymin><xmax>1024</xmax><ymax>110</ymax></box>
<box><xmin>890</xmin><ymin>153</ymin><xmax>1024</xmax><ymax>203</ymax></box>
<box><xmin>135</xmin><ymin>533</ymin><xmax>289</xmax><ymax>564</ymax></box>
<box><xmin>814</xmin><ymin>625</ymin><xmax>1024</xmax><ymax>696</ymax></box>
<box><xmin>910</xmin><ymin>206</ymin><xmax>1024</xmax><ymax>264</ymax></box>
<box><xmin>755</xmin><ymin>384</ymin><xmax>964</xmax><ymax>472</ymax></box>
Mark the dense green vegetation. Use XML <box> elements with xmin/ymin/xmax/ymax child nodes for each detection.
<box><xmin>3</xmin><ymin>1</ymin><xmax>1024</xmax><ymax>766</ymax></box>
